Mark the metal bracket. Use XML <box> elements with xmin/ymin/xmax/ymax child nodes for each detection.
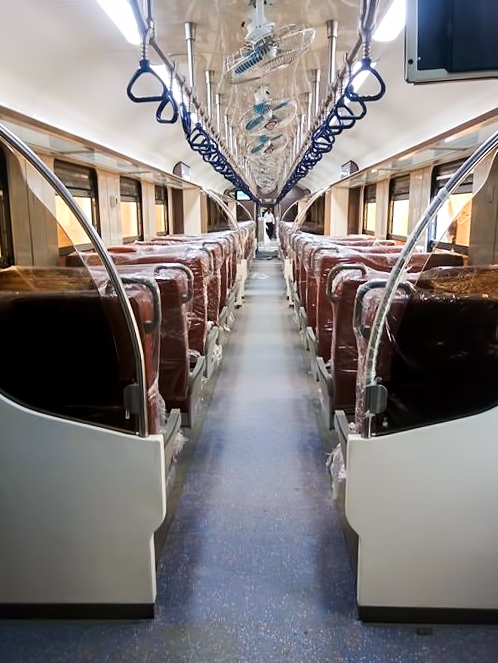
<box><xmin>365</xmin><ymin>383</ymin><xmax>388</xmax><ymax>415</ymax></box>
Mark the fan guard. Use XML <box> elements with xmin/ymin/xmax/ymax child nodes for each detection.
<box><xmin>248</xmin><ymin>133</ymin><xmax>288</xmax><ymax>156</ymax></box>
<box><xmin>240</xmin><ymin>97</ymin><xmax>297</xmax><ymax>135</ymax></box>
<box><xmin>224</xmin><ymin>23</ymin><xmax>315</xmax><ymax>84</ymax></box>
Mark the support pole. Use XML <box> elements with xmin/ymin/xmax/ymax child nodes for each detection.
<box><xmin>184</xmin><ymin>22</ymin><xmax>197</xmax><ymax>88</ymax></box>
<box><xmin>205</xmin><ymin>70</ymin><xmax>214</xmax><ymax>118</ymax></box>
<box><xmin>327</xmin><ymin>20</ymin><xmax>339</xmax><ymax>88</ymax></box>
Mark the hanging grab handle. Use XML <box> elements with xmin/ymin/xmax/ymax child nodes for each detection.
<box><xmin>345</xmin><ymin>58</ymin><xmax>386</xmax><ymax>103</ymax></box>
<box><xmin>156</xmin><ymin>92</ymin><xmax>179</xmax><ymax>124</ymax></box>
<box><xmin>127</xmin><ymin>59</ymin><xmax>167</xmax><ymax>104</ymax></box>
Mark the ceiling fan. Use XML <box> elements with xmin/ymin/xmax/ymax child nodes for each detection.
<box><xmin>224</xmin><ymin>0</ymin><xmax>315</xmax><ymax>84</ymax></box>
<box><xmin>240</xmin><ymin>85</ymin><xmax>297</xmax><ymax>135</ymax></box>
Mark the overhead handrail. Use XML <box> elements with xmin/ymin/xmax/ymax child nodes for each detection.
<box><xmin>0</xmin><ymin>122</ymin><xmax>150</xmax><ymax>438</ymax></box>
<box><xmin>278</xmin><ymin>0</ymin><xmax>384</xmax><ymax>200</ymax></box>
<box><xmin>127</xmin><ymin>0</ymin><xmax>256</xmax><ymax>200</ymax></box>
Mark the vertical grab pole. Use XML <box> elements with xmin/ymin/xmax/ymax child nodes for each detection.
<box><xmin>184</xmin><ymin>21</ymin><xmax>197</xmax><ymax>88</ymax></box>
<box><xmin>327</xmin><ymin>19</ymin><xmax>339</xmax><ymax>88</ymax></box>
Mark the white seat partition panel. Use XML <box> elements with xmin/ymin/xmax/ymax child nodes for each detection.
<box><xmin>346</xmin><ymin>406</ymin><xmax>498</xmax><ymax>622</ymax></box>
<box><xmin>0</xmin><ymin>391</ymin><xmax>166</xmax><ymax>618</ymax></box>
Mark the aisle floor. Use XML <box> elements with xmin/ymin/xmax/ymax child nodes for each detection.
<box><xmin>1</xmin><ymin>259</ymin><xmax>498</xmax><ymax>662</ymax></box>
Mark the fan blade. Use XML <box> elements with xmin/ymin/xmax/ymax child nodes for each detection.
<box><xmin>272</xmin><ymin>100</ymin><xmax>291</xmax><ymax>111</ymax></box>
<box><xmin>246</xmin><ymin>115</ymin><xmax>265</xmax><ymax>132</ymax></box>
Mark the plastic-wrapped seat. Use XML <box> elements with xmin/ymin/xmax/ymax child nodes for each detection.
<box><xmin>0</xmin><ymin>266</ymin><xmax>164</xmax><ymax>434</ymax></box>
<box><xmin>355</xmin><ymin>265</ymin><xmax>498</xmax><ymax>436</ymax></box>
<box><xmin>68</xmin><ymin>246</ymin><xmax>211</xmax><ymax>361</ymax></box>
<box><xmin>315</xmin><ymin>248</ymin><xmax>464</xmax><ymax>362</ymax></box>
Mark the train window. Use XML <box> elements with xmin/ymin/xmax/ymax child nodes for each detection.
<box><xmin>207</xmin><ymin>197</ymin><xmax>230</xmax><ymax>231</ymax></box>
<box><xmin>120</xmin><ymin>177</ymin><xmax>143</xmax><ymax>242</ymax></box>
<box><xmin>54</xmin><ymin>160</ymin><xmax>100</xmax><ymax>252</ymax></box>
<box><xmin>302</xmin><ymin>193</ymin><xmax>325</xmax><ymax>234</ymax></box>
<box><xmin>362</xmin><ymin>184</ymin><xmax>376</xmax><ymax>234</ymax></box>
<box><xmin>0</xmin><ymin>147</ymin><xmax>13</xmax><ymax>266</ymax></box>
<box><xmin>429</xmin><ymin>160</ymin><xmax>473</xmax><ymax>253</ymax></box>
<box><xmin>387</xmin><ymin>176</ymin><xmax>410</xmax><ymax>240</ymax></box>
<box><xmin>154</xmin><ymin>185</ymin><xmax>169</xmax><ymax>235</ymax></box>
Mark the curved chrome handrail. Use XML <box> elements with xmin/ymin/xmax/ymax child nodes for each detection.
<box><xmin>0</xmin><ymin>122</ymin><xmax>149</xmax><ymax>438</ymax></box>
<box><xmin>360</xmin><ymin>129</ymin><xmax>498</xmax><ymax>438</ymax></box>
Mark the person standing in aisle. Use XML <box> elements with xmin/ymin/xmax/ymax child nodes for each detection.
<box><xmin>263</xmin><ymin>208</ymin><xmax>275</xmax><ymax>240</ymax></box>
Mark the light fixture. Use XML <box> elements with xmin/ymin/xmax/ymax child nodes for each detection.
<box><xmin>94</xmin><ymin>0</ymin><xmax>141</xmax><ymax>45</ymax></box>
<box><xmin>373</xmin><ymin>0</ymin><xmax>406</xmax><ymax>43</ymax></box>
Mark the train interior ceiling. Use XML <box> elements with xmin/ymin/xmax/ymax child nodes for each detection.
<box><xmin>2</xmin><ymin>0</ymin><xmax>498</xmax><ymax>659</ymax></box>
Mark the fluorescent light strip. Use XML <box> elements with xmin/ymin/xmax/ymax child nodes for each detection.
<box><xmin>373</xmin><ymin>0</ymin><xmax>406</xmax><ymax>43</ymax></box>
<box><xmin>94</xmin><ymin>0</ymin><xmax>141</xmax><ymax>45</ymax></box>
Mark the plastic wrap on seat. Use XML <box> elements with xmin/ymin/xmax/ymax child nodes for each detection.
<box><xmin>68</xmin><ymin>245</ymin><xmax>210</xmax><ymax>359</ymax></box>
<box><xmin>315</xmin><ymin>247</ymin><xmax>463</xmax><ymax>363</ymax></box>
<box><xmin>0</xmin><ymin>279</ymin><xmax>164</xmax><ymax>435</ymax></box>
<box><xmin>329</xmin><ymin>252</ymin><xmax>465</xmax><ymax>415</ymax></box>
<box><xmin>0</xmin><ymin>265</ymin><xmax>96</xmax><ymax>291</ymax></box>
<box><xmin>96</xmin><ymin>263</ymin><xmax>192</xmax><ymax>408</ymax></box>
<box><xmin>354</xmin><ymin>264</ymin><xmax>498</xmax><ymax>436</ymax></box>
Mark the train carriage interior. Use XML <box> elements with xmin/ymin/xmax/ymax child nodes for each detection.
<box><xmin>1</xmin><ymin>0</ymin><xmax>498</xmax><ymax>661</ymax></box>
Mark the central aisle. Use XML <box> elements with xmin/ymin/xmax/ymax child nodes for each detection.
<box><xmin>2</xmin><ymin>258</ymin><xmax>498</xmax><ymax>662</ymax></box>
<box><xmin>155</xmin><ymin>258</ymin><xmax>357</xmax><ymax>657</ymax></box>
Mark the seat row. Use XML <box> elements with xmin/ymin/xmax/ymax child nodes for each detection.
<box><xmin>278</xmin><ymin>221</ymin><xmax>465</xmax><ymax>430</ymax></box>
<box><xmin>0</xmin><ymin>222</ymin><xmax>256</xmax><ymax>442</ymax></box>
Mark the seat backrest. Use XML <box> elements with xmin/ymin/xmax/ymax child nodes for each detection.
<box><xmin>354</xmin><ymin>264</ymin><xmax>498</xmax><ymax>435</ymax></box>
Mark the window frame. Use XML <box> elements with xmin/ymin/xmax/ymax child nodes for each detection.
<box><xmin>0</xmin><ymin>146</ymin><xmax>14</xmax><ymax>267</ymax></box>
<box><xmin>154</xmin><ymin>185</ymin><xmax>169</xmax><ymax>236</ymax></box>
<box><xmin>120</xmin><ymin>176</ymin><xmax>143</xmax><ymax>243</ymax></box>
<box><xmin>54</xmin><ymin>159</ymin><xmax>100</xmax><ymax>256</ymax></box>
<box><xmin>362</xmin><ymin>183</ymin><xmax>377</xmax><ymax>235</ymax></box>
<box><xmin>387</xmin><ymin>175</ymin><xmax>410</xmax><ymax>241</ymax></box>
<box><xmin>428</xmin><ymin>160</ymin><xmax>473</xmax><ymax>255</ymax></box>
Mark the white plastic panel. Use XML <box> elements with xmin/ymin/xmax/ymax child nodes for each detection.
<box><xmin>0</xmin><ymin>391</ymin><xmax>166</xmax><ymax>605</ymax></box>
<box><xmin>346</xmin><ymin>406</ymin><xmax>498</xmax><ymax>610</ymax></box>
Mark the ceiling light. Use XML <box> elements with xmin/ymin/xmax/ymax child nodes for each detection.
<box><xmin>94</xmin><ymin>0</ymin><xmax>141</xmax><ymax>45</ymax></box>
<box><xmin>373</xmin><ymin>0</ymin><xmax>406</xmax><ymax>43</ymax></box>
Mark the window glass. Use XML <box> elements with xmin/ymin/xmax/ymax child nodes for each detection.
<box><xmin>430</xmin><ymin>161</ymin><xmax>473</xmax><ymax>251</ymax></box>
<box><xmin>154</xmin><ymin>185</ymin><xmax>168</xmax><ymax>235</ymax></box>
<box><xmin>120</xmin><ymin>177</ymin><xmax>142</xmax><ymax>241</ymax></box>
<box><xmin>56</xmin><ymin>196</ymin><xmax>94</xmax><ymax>248</ymax></box>
<box><xmin>54</xmin><ymin>160</ymin><xmax>99</xmax><ymax>251</ymax></box>
<box><xmin>363</xmin><ymin>184</ymin><xmax>377</xmax><ymax>234</ymax></box>
<box><xmin>302</xmin><ymin>194</ymin><xmax>325</xmax><ymax>234</ymax></box>
<box><xmin>388</xmin><ymin>176</ymin><xmax>410</xmax><ymax>239</ymax></box>
<box><xmin>0</xmin><ymin>147</ymin><xmax>13</xmax><ymax>265</ymax></box>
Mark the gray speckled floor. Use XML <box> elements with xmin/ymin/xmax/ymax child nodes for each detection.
<box><xmin>1</xmin><ymin>259</ymin><xmax>498</xmax><ymax>662</ymax></box>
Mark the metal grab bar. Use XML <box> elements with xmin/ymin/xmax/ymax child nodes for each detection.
<box><xmin>154</xmin><ymin>263</ymin><xmax>194</xmax><ymax>304</ymax></box>
<box><xmin>326</xmin><ymin>263</ymin><xmax>367</xmax><ymax>301</ymax></box>
<box><xmin>0</xmin><ymin>121</ymin><xmax>149</xmax><ymax>438</ymax></box>
<box><xmin>361</xmin><ymin>129</ymin><xmax>498</xmax><ymax>438</ymax></box>
<box><xmin>106</xmin><ymin>275</ymin><xmax>161</xmax><ymax>335</ymax></box>
<box><xmin>353</xmin><ymin>279</ymin><xmax>413</xmax><ymax>340</ymax></box>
